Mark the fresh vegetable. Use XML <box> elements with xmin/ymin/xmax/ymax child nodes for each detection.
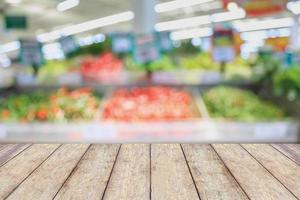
<box><xmin>103</xmin><ymin>86</ymin><xmax>197</xmax><ymax>121</ymax></box>
<box><xmin>252</xmin><ymin>50</ymin><xmax>282</xmax><ymax>83</ymax></box>
<box><xmin>148</xmin><ymin>56</ymin><xmax>177</xmax><ymax>71</ymax></box>
<box><xmin>180</xmin><ymin>53</ymin><xmax>219</xmax><ymax>70</ymax></box>
<box><xmin>273</xmin><ymin>66</ymin><xmax>300</xmax><ymax>101</ymax></box>
<box><xmin>124</xmin><ymin>56</ymin><xmax>144</xmax><ymax>71</ymax></box>
<box><xmin>203</xmin><ymin>86</ymin><xmax>285</xmax><ymax>121</ymax></box>
<box><xmin>80</xmin><ymin>52</ymin><xmax>123</xmax><ymax>83</ymax></box>
<box><xmin>37</xmin><ymin>60</ymin><xmax>78</xmax><ymax>84</ymax></box>
<box><xmin>0</xmin><ymin>87</ymin><xmax>101</xmax><ymax>122</ymax></box>
<box><xmin>224</xmin><ymin>57</ymin><xmax>253</xmax><ymax>81</ymax></box>
<box><xmin>125</xmin><ymin>55</ymin><xmax>177</xmax><ymax>72</ymax></box>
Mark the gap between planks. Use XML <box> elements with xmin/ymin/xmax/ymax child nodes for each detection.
<box><xmin>1</xmin><ymin>144</ymin><xmax>62</xmax><ymax>199</ymax></box>
<box><xmin>213</xmin><ymin>144</ymin><xmax>298</xmax><ymax>200</ymax></box>
<box><xmin>241</xmin><ymin>144</ymin><xmax>300</xmax><ymax>199</ymax></box>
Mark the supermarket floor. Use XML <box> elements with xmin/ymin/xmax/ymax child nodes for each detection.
<box><xmin>0</xmin><ymin>144</ymin><xmax>299</xmax><ymax>200</ymax></box>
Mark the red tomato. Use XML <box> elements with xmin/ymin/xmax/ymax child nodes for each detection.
<box><xmin>103</xmin><ymin>87</ymin><xmax>194</xmax><ymax>122</ymax></box>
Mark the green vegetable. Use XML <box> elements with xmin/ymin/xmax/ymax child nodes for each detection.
<box><xmin>148</xmin><ymin>56</ymin><xmax>177</xmax><ymax>71</ymax></box>
<box><xmin>203</xmin><ymin>86</ymin><xmax>285</xmax><ymax>121</ymax></box>
<box><xmin>224</xmin><ymin>57</ymin><xmax>253</xmax><ymax>81</ymax></box>
<box><xmin>125</xmin><ymin>55</ymin><xmax>177</xmax><ymax>72</ymax></box>
<box><xmin>273</xmin><ymin>66</ymin><xmax>300</xmax><ymax>101</ymax></box>
<box><xmin>0</xmin><ymin>88</ymin><xmax>101</xmax><ymax>122</ymax></box>
<box><xmin>180</xmin><ymin>53</ymin><xmax>219</xmax><ymax>70</ymax></box>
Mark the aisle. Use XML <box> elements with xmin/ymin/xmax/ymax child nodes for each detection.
<box><xmin>0</xmin><ymin>144</ymin><xmax>299</xmax><ymax>200</ymax></box>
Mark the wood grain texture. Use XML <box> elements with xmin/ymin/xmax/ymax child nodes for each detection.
<box><xmin>103</xmin><ymin>144</ymin><xmax>150</xmax><ymax>200</ymax></box>
<box><xmin>6</xmin><ymin>144</ymin><xmax>89</xmax><ymax>200</ymax></box>
<box><xmin>213</xmin><ymin>144</ymin><xmax>297</xmax><ymax>200</ymax></box>
<box><xmin>272</xmin><ymin>144</ymin><xmax>300</xmax><ymax>165</ymax></box>
<box><xmin>0</xmin><ymin>144</ymin><xmax>60</xmax><ymax>199</ymax></box>
<box><xmin>151</xmin><ymin>144</ymin><xmax>199</xmax><ymax>200</ymax></box>
<box><xmin>182</xmin><ymin>144</ymin><xmax>249</xmax><ymax>200</ymax></box>
<box><xmin>242</xmin><ymin>144</ymin><xmax>300</xmax><ymax>198</ymax></box>
<box><xmin>54</xmin><ymin>144</ymin><xmax>120</xmax><ymax>200</ymax></box>
<box><xmin>0</xmin><ymin>144</ymin><xmax>31</xmax><ymax>167</ymax></box>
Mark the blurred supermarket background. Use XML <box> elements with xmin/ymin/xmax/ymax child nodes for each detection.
<box><xmin>0</xmin><ymin>0</ymin><xmax>300</xmax><ymax>142</ymax></box>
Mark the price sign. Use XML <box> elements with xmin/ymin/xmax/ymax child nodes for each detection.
<box><xmin>19</xmin><ymin>39</ymin><xmax>44</xmax><ymax>66</ymax></box>
<box><xmin>156</xmin><ymin>31</ymin><xmax>173</xmax><ymax>52</ymax></box>
<box><xmin>212</xmin><ymin>28</ymin><xmax>235</xmax><ymax>62</ymax></box>
<box><xmin>266</xmin><ymin>37</ymin><xmax>289</xmax><ymax>52</ymax></box>
<box><xmin>112</xmin><ymin>33</ymin><xmax>133</xmax><ymax>53</ymax></box>
<box><xmin>59</xmin><ymin>36</ymin><xmax>78</xmax><ymax>55</ymax></box>
<box><xmin>133</xmin><ymin>34</ymin><xmax>160</xmax><ymax>64</ymax></box>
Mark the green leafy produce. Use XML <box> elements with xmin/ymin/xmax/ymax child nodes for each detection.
<box><xmin>203</xmin><ymin>86</ymin><xmax>285</xmax><ymax>121</ymax></box>
<box><xmin>37</xmin><ymin>60</ymin><xmax>77</xmax><ymax>83</ymax></box>
<box><xmin>172</xmin><ymin>40</ymin><xmax>200</xmax><ymax>55</ymax></box>
<box><xmin>124</xmin><ymin>56</ymin><xmax>144</xmax><ymax>71</ymax></box>
<box><xmin>148</xmin><ymin>56</ymin><xmax>177</xmax><ymax>71</ymax></box>
<box><xmin>180</xmin><ymin>53</ymin><xmax>219</xmax><ymax>70</ymax></box>
<box><xmin>273</xmin><ymin>66</ymin><xmax>300</xmax><ymax>101</ymax></box>
<box><xmin>0</xmin><ymin>88</ymin><xmax>101</xmax><ymax>122</ymax></box>
<box><xmin>252</xmin><ymin>51</ymin><xmax>282</xmax><ymax>83</ymax></box>
<box><xmin>0</xmin><ymin>92</ymin><xmax>50</xmax><ymax>122</ymax></box>
<box><xmin>67</xmin><ymin>38</ymin><xmax>112</xmax><ymax>58</ymax></box>
<box><xmin>225</xmin><ymin>57</ymin><xmax>253</xmax><ymax>81</ymax></box>
<box><xmin>125</xmin><ymin>55</ymin><xmax>177</xmax><ymax>72</ymax></box>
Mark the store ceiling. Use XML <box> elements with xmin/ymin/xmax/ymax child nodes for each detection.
<box><xmin>0</xmin><ymin>0</ymin><xmax>294</xmax><ymax>44</ymax></box>
<box><xmin>0</xmin><ymin>0</ymin><xmax>225</xmax><ymax>43</ymax></box>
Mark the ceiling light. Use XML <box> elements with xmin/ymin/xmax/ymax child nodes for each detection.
<box><xmin>0</xmin><ymin>54</ymin><xmax>11</xmax><ymax>68</ymax></box>
<box><xmin>287</xmin><ymin>1</ymin><xmax>300</xmax><ymax>15</ymax></box>
<box><xmin>0</xmin><ymin>41</ymin><xmax>20</xmax><ymax>53</ymax></box>
<box><xmin>211</xmin><ymin>8</ymin><xmax>246</xmax><ymax>23</ymax></box>
<box><xmin>57</xmin><ymin>0</ymin><xmax>80</xmax><ymax>12</ymax></box>
<box><xmin>155</xmin><ymin>15</ymin><xmax>211</xmax><ymax>31</ymax></box>
<box><xmin>155</xmin><ymin>8</ymin><xmax>245</xmax><ymax>32</ymax></box>
<box><xmin>61</xmin><ymin>11</ymin><xmax>134</xmax><ymax>36</ymax></box>
<box><xmin>154</xmin><ymin>0</ymin><xmax>214</xmax><ymax>13</ymax></box>
<box><xmin>37</xmin><ymin>30</ymin><xmax>62</xmax><ymax>43</ymax></box>
<box><xmin>170</xmin><ymin>27</ymin><xmax>213</xmax><ymax>40</ymax></box>
<box><xmin>233</xmin><ymin>17</ymin><xmax>294</xmax><ymax>32</ymax></box>
<box><xmin>36</xmin><ymin>11</ymin><xmax>134</xmax><ymax>43</ymax></box>
<box><xmin>227</xmin><ymin>2</ymin><xmax>239</xmax><ymax>11</ymax></box>
<box><xmin>5</xmin><ymin>0</ymin><xmax>21</xmax><ymax>5</ymax></box>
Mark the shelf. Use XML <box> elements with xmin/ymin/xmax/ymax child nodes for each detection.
<box><xmin>0</xmin><ymin>120</ymin><xmax>298</xmax><ymax>143</ymax></box>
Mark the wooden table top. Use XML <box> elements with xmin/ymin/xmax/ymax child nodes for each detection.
<box><xmin>0</xmin><ymin>144</ymin><xmax>299</xmax><ymax>200</ymax></box>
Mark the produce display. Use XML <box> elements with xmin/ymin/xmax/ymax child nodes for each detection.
<box><xmin>103</xmin><ymin>86</ymin><xmax>197</xmax><ymax>121</ymax></box>
<box><xmin>147</xmin><ymin>56</ymin><xmax>177</xmax><ymax>71</ymax></box>
<box><xmin>37</xmin><ymin>60</ymin><xmax>79</xmax><ymax>84</ymax></box>
<box><xmin>203</xmin><ymin>86</ymin><xmax>285</xmax><ymax>121</ymax></box>
<box><xmin>224</xmin><ymin>57</ymin><xmax>253</xmax><ymax>81</ymax></box>
<box><xmin>80</xmin><ymin>52</ymin><xmax>123</xmax><ymax>83</ymax></box>
<box><xmin>273</xmin><ymin>66</ymin><xmax>300</xmax><ymax>101</ymax></box>
<box><xmin>0</xmin><ymin>87</ymin><xmax>101</xmax><ymax>122</ymax></box>
<box><xmin>179</xmin><ymin>52</ymin><xmax>219</xmax><ymax>70</ymax></box>
<box><xmin>125</xmin><ymin>55</ymin><xmax>177</xmax><ymax>71</ymax></box>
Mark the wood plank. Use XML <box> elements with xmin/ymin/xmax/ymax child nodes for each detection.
<box><xmin>182</xmin><ymin>144</ymin><xmax>249</xmax><ymax>200</ymax></box>
<box><xmin>0</xmin><ymin>144</ymin><xmax>31</xmax><ymax>167</ymax></box>
<box><xmin>54</xmin><ymin>144</ymin><xmax>120</xmax><ymax>200</ymax></box>
<box><xmin>272</xmin><ymin>144</ymin><xmax>300</xmax><ymax>165</ymax></box>
<box><xmin>213</xmin><ymin>144</ymin><xmax>297</xmax><ymax>200</ymax></box>
<box><xmin>6</xmin><ymin>144</ymin><xmax>89</xmax><ymax>200</ymax></box>
<box><xmin>242</xmin><ymin>144</ymin><xmax>300</xmax><ymax>198</ymax></box>
<box><xmin>103</xmin><ymin>144</ymin><xmax>150</xmax><ymax>200</ymax></box>
<box><xmin>0</xmin><ymin>144</ymin><xmax>60</xmax><ymax>199</ymax></box>
<box><xmin>151</xmin><ymin>144</ymin><xmax>199</xmax><ymax>200</ymax></box>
